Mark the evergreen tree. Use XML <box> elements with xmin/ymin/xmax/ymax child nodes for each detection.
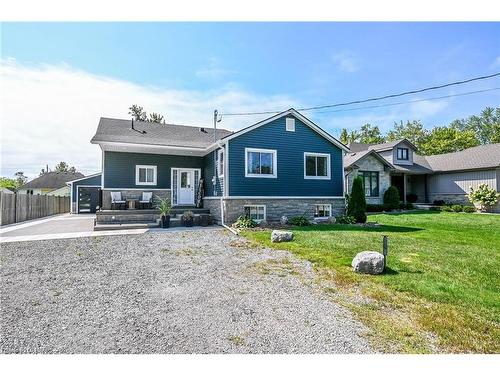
<box><xmin>347</xmin><ymin>176</ymin><xmax>367</xmax><ymax>223</ymax></box>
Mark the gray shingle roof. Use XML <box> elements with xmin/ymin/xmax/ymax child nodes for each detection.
<box><xmin>348</xmin><ymin>139</ymin><xmax>418</xmax><ymax>153</ymax></box>
<box><xmin>344</xmin><ymin>149</ymin><xmax>394</xmax><ymax>169</ymax></box>
<box><xmin>20</xmin><ymin>172</ymin><xmax>85</xmax><ymax>190</ymax></box>
<box><xmin>423</xmin><ymin>143</ymin><xmax>500</xmax><ymax>172</ymax></box>
<box><xmin>91</xmin><ymin>118</ymin><xmax>233</xmax><ymax>149</ymax></box>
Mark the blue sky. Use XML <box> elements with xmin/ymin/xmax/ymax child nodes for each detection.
<box><xmin>1</xmin><ymin>22</ymin><xmax>499</xmax><ymax>177</ymax></box>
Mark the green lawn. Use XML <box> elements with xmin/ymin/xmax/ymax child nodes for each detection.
<box><xmin>241</xmin><ymin>211</ymin><xmax>500</xmax><ymax>353</ymax></box>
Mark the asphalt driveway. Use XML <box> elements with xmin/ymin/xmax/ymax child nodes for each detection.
<box><xmin>0</xmin><ymin>229</ymin><xmax>372</xmax><ymax>353</ymax></box>
<box><xmin>0</xmin><ymin>214</ymin><xmax>95</xmax><ymax>240</ymax></box>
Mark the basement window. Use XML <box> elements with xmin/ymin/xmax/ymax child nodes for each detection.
<box><xmin>314</xmin><ymin>204</ymin><xmax>332</xmax><ymax>218</ymax></box>
<box><xmin>244</xmin><ymin>205</ymin><xmax>266</xmax><ymax>222</ymax></box>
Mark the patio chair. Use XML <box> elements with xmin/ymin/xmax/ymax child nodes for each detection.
<box><xmin>139</xmin><ymin>192</ymin><xmax>153</xmax><ymax>209</ymax></box>
<box><xmin>110</xmin><ymin>191</ymin><xmax>126</xmax><ymax>210</ymax></box>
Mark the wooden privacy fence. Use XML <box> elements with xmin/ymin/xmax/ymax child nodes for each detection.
<box><xmin>0</xmin><ymin>192</ymin><xmax>70</xmax><ymax>226</ymax></box>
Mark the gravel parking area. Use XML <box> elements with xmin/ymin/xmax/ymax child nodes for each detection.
<box><xmin>0</xmin><ymin>228</ymin><xmax>371</xmax><ymax>353</ymax></box>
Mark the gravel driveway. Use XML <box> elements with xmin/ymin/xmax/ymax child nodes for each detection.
<box><xmin>0</xmin><ymin>228</ymin><xmax>371</xmax><ymax>353</ymax></box>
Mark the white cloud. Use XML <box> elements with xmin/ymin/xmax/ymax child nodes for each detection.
<box><xmin>331</xmin><ymin>51</ymin><xmax>360</xmax><ymax>73</ymax></box>
<box><xmin>408</xmin><ymin>98</ymin><xmax>449</xmax><ymax>117</ymax></box>
<box><xmin>490</xmin><ymin>56</ymin><xmax>500</xmax><ymax>69</ymax></box>
<box><xmin>0</xmin><ymin>59</ymin><xmax>300</xmax><ymax>179</ymax></box>
<box><xmin>195</xmin><ymin>57</ymin><xmax>235</xmax><ymax>79</ymax></box>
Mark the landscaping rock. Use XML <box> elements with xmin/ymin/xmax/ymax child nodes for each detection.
<box><xmin>271</xmin><ymin>230</ymin><xmax>294</xmax><ymax>243</ymax></box>
<box><xmin>352</xmin><ymin>251</ymin><xmax>384</xmax><ymax>274</ymax></box>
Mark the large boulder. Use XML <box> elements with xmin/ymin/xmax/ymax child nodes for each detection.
<box><xmin>271</xmin><ymin>230</ymin><xmax>294</xmax><ymax>243</ymax></box>
<box><xmin>352</xmin><ymin>251</ymin><xmax>385</xmax><ymax>274</ymax></box>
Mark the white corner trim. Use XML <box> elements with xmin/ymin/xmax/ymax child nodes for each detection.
<box><xmin>217</xmin><ymin>148</ymin><xmax>224</xmax><ymax>178</ymax></box>
<box><xmin>244</xmin><ymin>147</ymin><xmax>277</xmax><ymax>178</ymax></box>
<box><xmin>304</xmin><ymin>152</ymin><xmax>331</xmax><ymax>180</ymax></box>
<box><xmin>135</xmin><ymin>165</ymin><xmax>157</xmax><ymax>186</ymax></box>
<box><xmin>224</xmin><ymin>142</ymin><xmax>230</xmax><ymax>196</ymax></box>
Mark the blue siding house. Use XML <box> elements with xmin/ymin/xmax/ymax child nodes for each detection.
<box><xmin>89</xmin><ymin>109</ymin><xmax>348</xmax><ymax>224</ymax></box>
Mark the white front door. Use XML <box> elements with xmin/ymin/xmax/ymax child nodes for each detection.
<box><xmin>178</xmin><ymin>169</ymin><xmax>195</xmax><ymax>205</ymax></box>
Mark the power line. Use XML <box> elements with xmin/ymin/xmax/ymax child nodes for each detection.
<box><xmin>312</xmin><ymin>87</ymin><xmax>500</xmax><ymax>115</ymax></box>
<box><xmin>220</xmin><ymin>72</ymin><xmax>500</xmax><ymax>116</ymax></box>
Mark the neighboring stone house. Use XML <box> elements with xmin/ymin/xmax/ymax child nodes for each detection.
<box><xmin>344</xmin><ymin>141</ymin><xmax>500</xmax><ymax>212</ymax></box>
<box><xmin>17</xmin><ymin>171</ymin><xmax>84</xmax><ymax>196</ymax></box>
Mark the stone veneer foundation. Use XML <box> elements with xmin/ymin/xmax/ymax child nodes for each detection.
<box><xmin>204</xmin><ymin>197</ymin><xmax>345</xmax><ymax>224</ymax></box>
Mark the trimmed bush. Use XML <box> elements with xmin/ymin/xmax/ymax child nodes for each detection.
<box><xmin>406</xmin><ymin>193</ymin><xmax>418</xmax><ymax>203</ymax></box>
<box><xmin>288</xmin><ymin>216</ymin><xmax>310</xmax><ymax>226</ymax></box>
<box><xmin>433</xmin><ymin>200</ymin><xmax>446</xmax><ymax>206</ymax></box>
<box><xmin>429</xmin><ymin>206</ymin><xmax>442</xmax><ymax>211</ymax></box>
<box><xmin>366</xmin><ymin>204</ymin><xmax>385</xmax><ymax>212</ymax></box>
<box><xmin>442</xmin><ymin>205</ymin><xmax>453</xmax><ymax>212</ymax></box>
<box><xmin>451</xmin><ymin>204</ymin><xmax>463</xmax><ymax>213</ymax></box>
<box><xmin>405</xmin><ymin>202</ymin><xmax>415</xmax><ymax>210</ymax></box>
<box><xmin>335</xmin><ymin>215</ymin><xmax>356</xmax><ymax>224</ymax></box>
<box><xmin>383</xmin><ymin>186</ymin><xmax>400</xmax><ymax>211</ymax></box>
<box><xmin>347</xmin><ymin>176</ymin><xmax>367</xmax><ymax>223</ymax></box>
<box><xmin>463</xmin><ymin>206</ymin><xmax>476</xmax><ymax>213</ymax></box>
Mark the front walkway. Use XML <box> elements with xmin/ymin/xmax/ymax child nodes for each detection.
<box><xmin>0</xmin><ymin>214</ymin><xmax>212</xmax><ymax>243</ymax></box>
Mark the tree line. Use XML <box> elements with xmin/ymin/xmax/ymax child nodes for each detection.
<box><xmin>339</xmin><ymin>106</ymin><xmax>500</xmax><ymax>155</ymax></box>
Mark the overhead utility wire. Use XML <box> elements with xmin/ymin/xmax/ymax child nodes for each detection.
<box><xmin>312</xmin><ymin>87</ymin><xmax>500</xmax><ymax>114</ymax></box>
<box><xmin>220</xmin><ymin>72</ymin><xmax>500</xmax><ymax>116</ymax></box>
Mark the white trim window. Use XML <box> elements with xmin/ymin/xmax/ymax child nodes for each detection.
<box><xmin>135</xmin><ymin>165</ymin><xmax>157</xmax><ymax>185</ymax></box>
<box><xmin>244</xmin><ymin>205</ymin><xmax>266</xmax><ymax>222</ymax></box>
<box><xmin>245</xmin><ymin>148</ymin><xmax>277</xmax><ymax>178</ymax></box>
<box><xmin>314</xmin><ymin>204</ymin><xmax>332</xmax><ymax>218</ymax></box>
<box><xmin>217</xmin><ymin>149</ymin><xmax>224</xmax><ymax>178</ymax></box>
<box><xmin>285</xmin><ymin>117</ymin><xmax>295</xmax><ymax>132</ymax></box>
<box><xmin>304</xmin><ymin>152</ymin><xmax>331</xmax><ymax>179</ymax></box>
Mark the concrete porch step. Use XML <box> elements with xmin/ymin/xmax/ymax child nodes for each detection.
<box><xmin>94</xmin><ymin>222</ymin><xmax>159</xmax><ymax>231</ymax></box>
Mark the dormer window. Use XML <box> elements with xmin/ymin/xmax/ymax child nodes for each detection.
<box><xmin>397</xmin><ymin>147</ymin><xmax>409</xmax><ymax>160</ymax></box>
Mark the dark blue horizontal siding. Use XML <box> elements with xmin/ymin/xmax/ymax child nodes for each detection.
<box><xmin>203</xmin><ymin>150</ymin><xmax>223</xmax><ymax>196</ymax></box>
<box><xmin>104</xmin><ymin>151</ymin><xmax>204</xmax><ymax>189</ymax></box>
<box><xmin>228</xmin><ymin>116</ymin><xmax>344</xmax><ymax>196</ymax></box>
<box><xmin>72</xmin><ymin>174</ymin><xmax>102</xmax><ymax>201</ymax></box>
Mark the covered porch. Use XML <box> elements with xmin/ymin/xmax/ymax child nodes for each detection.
<box><xmin>390</xmin><ymin>173</ymin><xmax>428</xmax><ymax>204</ymax></box>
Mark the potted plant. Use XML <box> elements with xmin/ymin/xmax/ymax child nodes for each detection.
<box><xmin>155</xmin><ymin>196</ymin><xmax>171</xmax><ymax>228</ymax></box>
<box><xmin>182</xmin><ymin>210</ymin><xmax>194</xmax><ymax>227</ymax></box>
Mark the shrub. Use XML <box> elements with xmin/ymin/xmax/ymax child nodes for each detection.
<box><xmin>433</xmin><ymin>200</ymin><xmax>446</xmax><ymax>206</ymax></box>
<box><xmin>441</xmin><ymin>205</ymin><xmax>453</xmax><ymax>212</ymax></box>
<box><xmin>405</xmin><ymin>202</ymin><xmax>415</xmax><ymax>210</ymax></box>
<box><xmin>233</xmin><ymin>216</ymin><xmax>257</xmax><ymax>228</ymax></box>
<box><xmin>406</xmin><ymin>193</ymin><xmax>418</xmax><ymax>203</ymax></box>
<box><xmin>467</xmin><ymin>183</ymin><xmax>500</xmax><ymax>212</ymax></box>
<box><xmin>366</xmin><ymin>204</ymin><xmax>384</xmax><ymax>212</ymax></box>
<box><xmin>383</xmin><ymin>186</ymin><xmax>400</xmax><ymax>211</ymax></box>
<box><xmin>335</xmin><ymin>215</ymin><xmax>356</xmax><ymax>224</ymax></box>
<box><xmin>288</xmin><ymin>216</ymin><xmax>310</xmax><ymax>226</ymax></box>
<box><xmin>347</xmin><ymin>176</ymin><xmax>367</xmax><ymax>223</ymax></box>
<box><xmin>451</xmin><ymin>204</ymin><xmax>463</xmax><ymax>213</ymax></box>
<box><xmin>463</xmin><ymin>205</ymin><xmax>476</xmax><ymax>213</ymax></box>
<box><xmin>429</xmin><ymin>206</ymin><xmax>442</xmax><ymax>211</ymax></box>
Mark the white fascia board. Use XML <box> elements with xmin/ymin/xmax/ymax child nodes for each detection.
<box><xmin>220</xmin><ymin>109</ymin><xmax>350</xmax><ymax>153</ymax></box>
